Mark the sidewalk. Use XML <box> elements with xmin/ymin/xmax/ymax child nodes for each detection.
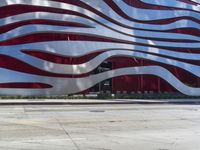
<box><xmin>0</xmin><ymin>98</ymin><xmax>200</xmax><ymax>105</ymax></box>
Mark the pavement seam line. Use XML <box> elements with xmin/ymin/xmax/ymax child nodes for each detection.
<box><xmin>55</xmin><ymin>118</ymin><xmax>81</xmax><ymax>150</ymax></box>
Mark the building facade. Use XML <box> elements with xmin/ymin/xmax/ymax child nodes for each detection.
<box><xmin>0</xmin><ymin>0</ymin><xmax>200</xmax><ymax>96</ymax></box>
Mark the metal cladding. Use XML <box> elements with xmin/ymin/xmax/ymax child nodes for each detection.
<box><xmin>0</xmin><ymin>0</ymin><xmax>200</xmax><ymax>96</ymax></box>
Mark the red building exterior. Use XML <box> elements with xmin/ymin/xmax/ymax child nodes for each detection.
<box><xmin>0</xmin><ymin>0</ymin><xmax>200</xmax><ymax>96</ymax></box>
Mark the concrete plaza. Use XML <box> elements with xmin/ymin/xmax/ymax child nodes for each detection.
<box><xmin>0</xmin><ymin>104</ymin><xmax>200</xmax><ymax>150</ymax></box>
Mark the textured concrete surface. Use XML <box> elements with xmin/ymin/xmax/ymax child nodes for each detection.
<box><xmin>0</xmin><ymin>98</ymin><xmax>200</xmax><ymax>105</ymax></box>
<box><xmin>0</xmin><ymin>104</ymin><xmax>200</xmax><ymax>150</ymax></box>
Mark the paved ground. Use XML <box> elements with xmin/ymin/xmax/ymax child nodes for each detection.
<box><xmin>1</xmin><ymin>98</ymin><xmax>200</xmax><ymax>105</ymax></box>
<box><xmin>0</xmin><ymin>104</ymin><xmax>200</xmax><ymax>150</ymax></box>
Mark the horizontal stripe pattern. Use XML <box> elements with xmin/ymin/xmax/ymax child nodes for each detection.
<box><xmin>0</xmin><ymin>82</ymin><xmax>52</xmax><ymax>88</ymax></box>
<box><xmin>0</xmin><ymin>0</ymin><xmax>200</xmax><ymax>95</ymax></box>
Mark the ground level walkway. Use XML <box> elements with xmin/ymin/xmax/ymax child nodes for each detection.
<box><xmin>0</xmin><ymin>104</ymin><xmax>200</xmax><ymax>150</ymax></box>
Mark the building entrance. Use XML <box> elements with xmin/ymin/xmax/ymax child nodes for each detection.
<box><xmin>89</xmin><ymin>61</ymin><xmax>112</xmax><ymax>93</ymax></box>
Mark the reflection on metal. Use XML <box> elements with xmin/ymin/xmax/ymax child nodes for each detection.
<box><xmin>0</xmin><ymin>0</ymin><xmax>200</xmax><ymax>95</ymax></box>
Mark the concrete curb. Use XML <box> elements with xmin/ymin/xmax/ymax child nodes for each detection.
<box><xmin>0</xmin><ymin>99</ymin><xmax>200</xmax><ymax>105</ymax></box>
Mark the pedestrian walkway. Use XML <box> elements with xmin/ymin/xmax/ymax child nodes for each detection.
<box><xmin>0</xmin><ymin>98</ymin><xmax>200</xmax><ymax>105</ymax></box>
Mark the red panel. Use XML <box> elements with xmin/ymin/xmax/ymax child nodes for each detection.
<box><xmin>177</xmin><ymin>0</ymin><xmax>198</xmax><ymax>5</ymax></box>
<box><xmin>0</xmin><ymin>54</ymin><xmax>90</xmax><ymax>78</ymax></box>
<box><xmin>110</xmin><ymin>57</ymin><xmax>199</xmax><ymax>93</ymax></box>
<box><xmin>112</xmin><ymin>75</ymin><xmax>178</xmax><ymax>93</ymax></box>
<box><xmin>124</xmin><ymin>0</ymin><xmax>187</xmax><ymax>10</ymax></box>
<box><xmin>0</xmin><ymin>82</ymin><xmax>52</xmax><ymax>88</ymax></box>
<box><xmin>104</xmin><ymin>0</ymin><xmax>200</xmax><ymax>26</ymax></box>
<box><xmin>0</xmin><ymin>19</ymin><xmax>92</xmax><ymax>34</ymax></box>
<box><xmin>22</xmin><ymin>50</ymin><xmax>103</xmax><ymax>64</ymax></box>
